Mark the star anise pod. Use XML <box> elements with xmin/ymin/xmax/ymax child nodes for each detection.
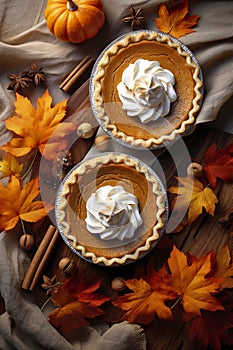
<box><xmin>29</xmin><ymin>63</ymin><xmax>46</xmax><ymax>85</ymax></box>
<box><xmin>41</xmin><ymin>275</ymin><xmax>61</xmax><ymax>296</ymax></box>
<box><xmin>7</xmin><ymin>71</ymin><xmax>32</xmax><ymax>92</ymax></box>
<box><xmin>122</xmin><ymin>5</ymin><xmax>146</xmax><ymax>30</ymax></box>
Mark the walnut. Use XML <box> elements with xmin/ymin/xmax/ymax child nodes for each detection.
<box><xmin>58</xmin><ymin>257</ymin><xmax>76</xmax><ymax>275</ymax></box>
<box><xmin>77</xmin><ymin>123</ymin><xmax>95</xmax><ymax>139</ymax></box>
<box><xmin>111</xmin><ymin>277</ymin><xmax>126</xmax><ymax>291</ymax></box>
<box><xmin>187</xmin><ymin>162</ymin><xmax>203</xmax><ymax>177</ymax></box>
<box><xmin>19</xmin><ymin>234</ymin><xmax>34</xmax><ymax>251</ymax></box>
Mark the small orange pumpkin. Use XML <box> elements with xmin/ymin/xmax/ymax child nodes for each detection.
<box><xmin>44</xmin><ymin>0</ymin><xmax>105</xmax><ymax>43</ymax></box>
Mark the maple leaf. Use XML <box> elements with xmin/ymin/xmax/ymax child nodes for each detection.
<box><xmin>0</xmin><ymin>153</ymin><xmax>23</xmax><ymax>179</ymax></box>
<box><xmin>187</xmin><ymin>311</ymin><xmax>233</xmax><ymax>350</ymax></box>
<box><xmin>113</xmin><ymin>275</ymin><xmax>177</xmax><ymax>324</ymax></box>
<box><xmin>155</xmin><ymin>0</ymin><xmax>200</xmax><ymax>38</ymax></box>
<box><xmin>167</xmin><ymin>246</ymin><xmax>224</xmax><ymax>320</ymax></box>
<box><xmin>0</xmin><ymin>175</ymin><xmax>52</xmax><ymax>231</ymax></box>
<box><xmin>168</xmin><ymin>177</ymin><xmax>218</xmax><ymax>224</ymax></box>
<box><xmin>48</xmin><ymin>300</ymin><xmax>105</xmax><ymax>334</ymax></box>
<box><xmin>0</xmin><ymin>90</ymin><xmax>76</xmax><ymax>160</ymax></box>
<box><xmin>49</xmin><ymin>273</ymin><xmax>109</xmax><ymax>334</ymax></box>
<box><xmin>203</xmin><ymin>143</ymin><xmax>233</xmax><ymax>188</ymax></box>
<box><xmin>214</xmin><ymin>244</ymin><xmax>233</xmax><ymax>290</ymax></box>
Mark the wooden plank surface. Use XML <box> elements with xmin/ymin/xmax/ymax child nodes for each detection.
<box><xmin>44</xmin><ymin>80</ymin><xmax>233</xmax><ymax>349</ymax></box>
<box><xmin>7</xmin><ymin>79</ymin><xmax>232</xmax><ymax>348</ymax></box>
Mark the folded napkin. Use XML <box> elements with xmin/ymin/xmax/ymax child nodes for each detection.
<box><xmin>0</xmin><ymin>0</ymin><xmax>232</xmax><ymax>349</ymax></box>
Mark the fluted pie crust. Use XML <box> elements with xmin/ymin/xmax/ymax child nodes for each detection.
<box><xmin>56</xmin><ymin>153</ymin><xmax>166</xmax><ymax>266</ymax></box>
<box><xmin>92</xmin><ymin>31</ymin><xmax>203</xmax><ymax>148</ymax></box>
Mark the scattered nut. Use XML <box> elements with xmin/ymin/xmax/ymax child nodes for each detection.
<box><xmin>19</xmin><ymin>234</ymin><xmax>34</xmax><ymax>251</ymax></box>
<box><xmin>187</xmin><ymin>162</ymin><xmax>203</xmax><ymax>177</ymax></box>
<box><xmin>94</xmin><ymin>135</ymin><xmax>110</xmax><ymax>151</ymax></box>
<box><xmin>77</xmin><ymin>122</ymin><xmax>95</xmax><ymax>139</ymax></box>
<box><xmin>58</xmin><ymin>257</ymin><xmax>76</xmax><ymax>275</ymax></box>
<box><xmin>111</xmin><ymin>277</ymin><xmax>126</xmax><ymax>292</ymax></box>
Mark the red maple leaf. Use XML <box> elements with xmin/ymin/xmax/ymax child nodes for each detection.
<box><xmin>203</xmin><ymin>143</ymin><xmax>233</xmax><ymax>188</ymax></box>
<box><xmin>48</xmin><ymin>271</ymin><xmax>109</xmax><ymax>334</ymax></box>
<box><xmin>188</xmin><ymin>311</ymin><xmax>233</xmax><ymax>350</ymax></box>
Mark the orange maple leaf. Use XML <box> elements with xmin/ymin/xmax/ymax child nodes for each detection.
<box><xmin>49</xmin><ymin>273</ymin><xmax>109</xmax><ymax>334</ymax></box>
<box><xmin>0</xmin><ymin>175</ymin><xmax>52</xmax><ymax>231</ymax></box>
<box><xmin>168</xmin><ymin>177</ymin><xmax>218</xmax><ymax>225</ymax></box>
<box><xmin>0</xmin><ymin>90</ymin><xmax>76</xmax><ymax>160</ymax></box>
<box><xmin>167</xmin><ymin>246</ymin><xmax>224</xmax><ymax>320</ymax></box>
<box><xmin>214</xmin><ymin>244</ymin><xmax>233</xmax><ymax>290</ymax></box>
<box><xmin>113</xmin><ymin>273</ymin><xmax>177</xmax><ymax>324</ymax></box>
<box><xmin>203</xmin><ymin>143</ymin><xmax>233</xmax><ymax>188</ymax></box>
<box><xmin>155</xmin><ymin>0</ymin><xmax>200</xmax><ymax>38</ymax></box>
<box><xmin>0</xmin><ymin>153</ymin><xmax>23</xmax><ymax>179</ymax></box>
<box><xmin>188</xmin><ymin>311</ymin><xmax>233</xmax><ymax>350</ymax></box>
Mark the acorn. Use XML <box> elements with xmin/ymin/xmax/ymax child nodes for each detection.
<box><xmin>58</xmin><ymin>257</ymin><xmax>76</xmax><ymax>275</ymax></box>
<box><xmin>187</xmin><ymin>162</ymin><xmax>203</xmax><ymax>177</ymax></box>
<box><xmin>111</xmin><ymin>277</ymin><xmax>126</xmax><ymax>292</ymax></box>
<box><xmin>94</xmin><ymin>135</ymin><xmax>110</xmax><ymax>151</ymax></box>
<box><xmin>19</xmin><ymin>234</ymin><xmax>34</xmax><ymax>251</ymax></box>
<box><xmin>77</xmin><ymin>122</ymin><xmax>95</xmax><ymax>139</ymax></box>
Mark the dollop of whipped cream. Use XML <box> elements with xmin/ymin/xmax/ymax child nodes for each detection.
<box><xmin>85</xmin><ymin>185</ymin><xmax>143</xmax><ymax>241</ymax></box>
<box><xmin>117</xmin><ymin>59</ymin><xmax>177</xmax><ymax>123</ymax></box>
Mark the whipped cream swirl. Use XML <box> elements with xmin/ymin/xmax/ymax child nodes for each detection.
<box><xmin>117</xmin><ymin>59</ymin><xmax>177</xmax><ymax>123</ymax></box>
<box><xmin>85</xmin><ymin>185</ymin><xmax>143</xmax><ymax>241</ymax></box>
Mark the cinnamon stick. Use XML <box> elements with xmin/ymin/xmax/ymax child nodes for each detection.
<box><xmin>60</xmin><ymin>55</ymin><xmax>94</xmax><ymax>93</ymax></box>
<box><xmin>21</xmin><ymin>225</ymin><xmax>59</xmax><ymax>291</ymax></box>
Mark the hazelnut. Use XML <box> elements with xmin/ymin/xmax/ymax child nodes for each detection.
<box><xmin>58</xmin><ymin>257</ymin><xmax>76</xmax><ymax>275</ymax></box>
<box><xmin>111</xmin><ymin>277</ymin><xmax>126</xmax><ymax>292</ymax></box>
<box><xmin>19</xmin><ymin>234</ymin><xmax>34</xmax><ymax>251</ymax></box>
<box><xmin>94</xmin><ymin>135</ymin><xmax>110</xmax><ymax>151</ymax></box>
<box><xmin>77</xmin><ymin>122</ymin><xmax>95</xmax><ymax>139</ymax></box>
<box><xmin>187</xmin><ymin>162</ymin><xmax>203</xmax><ymax>177</ymax></box>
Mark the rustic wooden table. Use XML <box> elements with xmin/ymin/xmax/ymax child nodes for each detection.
<box><xmin>1</xmin><ymin>79</ymin><xmax>232</xmax><ymax>349</ymax></box>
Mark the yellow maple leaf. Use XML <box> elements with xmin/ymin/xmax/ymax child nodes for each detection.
<box><xmin>0</xmin><ymin>175</ymin><xmax>53</xmax><ymax>231</ymax></box>
<box><xmin>168</xmin><ymin>177</ymin><xmax>218</xmax><ymax>224</ymax></box>
<box><xmin>0</xmin><ymin>154</ymin><xmax>23</xmax><ymax>179</ymax></box>
<box><xmin>0</xmin><ymin>90</ymin><xmax>76</xmax><ymax>160</ymax></box>
<box><xmin>168</xmin><ymin>246</ymin><xmax>224</xmax><ymax>320</ymax></box>
<box><xmin>155</xmin><ymin>0</ymin><xmax>200</xmax><ymax>38</ymax></box>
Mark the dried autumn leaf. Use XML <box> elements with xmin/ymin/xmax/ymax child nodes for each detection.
<box><xmin>49</xmin><ymin>300</ymin><xmax>106</xmax><ymax>334</ymax></box>
<box><xmin>155</xmin><ymin>0</ymin><xmax>200</xmax><ymax>38</ymax></box>
<box><xmin>49</xmin><ymin>274</ymin><xmax>109</xmax><ymax>334</ymax></box>
<box><xmin>214</xmin><ymin>244</ymin><xmax>233</xmax><ymax>290</ymax></box>
<box><xmin>168</xmin><ymin>177</ymin><xmax>218</xmax><ymax>224</ymax></box>
<box><xmin>0</xmin><ymin>175</ymin><xmax>52</xmax><ymax>231</ymax></box>
<box><xmin>0</xmin><ymin>90</ymin><xmax>76</xmax><ymax>160</ymax></box>
<box><xmin>203</xmin><ymin>143</ymin><xmax>233</xmax><ymax>188</ymax></box>
<box><xmin>113</xmin><ymin>275</ymin><xmax>177</xmax><ymax>324</ymax></box>
<box><xmin>167</xmin><ymin>246</ymin><xmax>224</xmax><ymax>320</ymax></box>
<box><xmin>0</xmin><ymin>153</ymin><xmax>23</xmax><ymax>179</ymax></box>
<box><xmin>188</xmin><ymin>311</ymin><xmax>233</xmax><ymax>350</ymax></box>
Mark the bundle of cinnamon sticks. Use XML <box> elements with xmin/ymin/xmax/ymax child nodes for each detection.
<box><xmin>60</xmin><ymin>55</ymin><xmax>94</xmax><ymax>93</ymax></box>
<box><xmin>21</xmin><ymin>225</ymin><xmax>59</xmax><ymax>291</ymax></box>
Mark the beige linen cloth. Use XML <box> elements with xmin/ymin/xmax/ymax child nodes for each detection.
<box><xmin>0</xmin><ymin>1</ymin><xmax>232</xmax><ymax>349</ymax></box>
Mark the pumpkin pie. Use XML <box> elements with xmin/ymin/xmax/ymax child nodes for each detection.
<box><xmin>91</xmin><ymin>30</ymin><xmax>203</xmax><ymax>148</ymax></box>
<box><xmin>55</xmin><ymin>153</ymin><xmax>167</xmax><ymax>266</ymax></box>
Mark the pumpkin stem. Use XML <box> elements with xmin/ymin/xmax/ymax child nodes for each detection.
<box><xmin>67</xmin><ymin>0</ymin><xmax>78</xmax><ymax>11</ymax></box>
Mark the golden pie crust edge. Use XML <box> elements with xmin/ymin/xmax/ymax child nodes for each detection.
<box><xmin>56</xmin><ymin>153</ymin><xmax>166</xmax><ymax>266</ymax></box>
<box><xmin>93</xmin><ymin>31</ymin><xmax>203</xmax><ymax>148</ymax></box>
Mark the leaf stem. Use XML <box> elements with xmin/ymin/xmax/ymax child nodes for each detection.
<box><xmin>20</xmin><ymin>218</ymin><xmax>26</xmax><ymax>235</ymax></box>
<box><xmin>170</xmin><ymin>295</ymin><xmax>182</xmax><ymax>310</ymax></box>
<box><xmin>21</xmin><ymin>149</ymin><xmax>38</xmax><ymax>182</ymax></box>
<box><xmin>40</xmin><ymin>297</ymin><xmax>51</xmax><ymax>312</ymax></box>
